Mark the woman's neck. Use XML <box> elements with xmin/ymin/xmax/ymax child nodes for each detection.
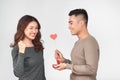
<box><xmin>22</xmin><ymin>38</ymin><xmax>34</xmax><ymax>47</ymax></box>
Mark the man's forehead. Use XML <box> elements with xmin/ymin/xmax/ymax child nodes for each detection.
<box><xmin>69</xmin><ymin>15</ymin><xmax>76</xmax><ymax>20</ymax></box>
<box><xmin>69</xmin><ymin>15</ymin><xmax>83</xmax><ymax>21</ymax></box>
<box><xmin>69</xmin><ymin>15</ymin><xmax>76</xmax><ymax>18</ymax></box>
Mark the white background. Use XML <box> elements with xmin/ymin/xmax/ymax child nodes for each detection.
<box><xmin>0</xmin><ymin>0</ymin><xmax>120</xmax><ymax>80</ymax></box>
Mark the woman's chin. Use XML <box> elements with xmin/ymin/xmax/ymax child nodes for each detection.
<box><xmin>29</xmin><ymin>37</ymin><xmax>36</xmax><ymax>40</ymax></box>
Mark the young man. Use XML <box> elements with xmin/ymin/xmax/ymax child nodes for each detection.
<box><xmin>53</xmin><ymin>9</ymin><xmax>99</xmax><ymax>80</ymax></box>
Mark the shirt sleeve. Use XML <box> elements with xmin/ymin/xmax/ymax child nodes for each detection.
<box><xmin>11</xmin><ymin>47</ymin><xmax>25</xmax><ymax>77</ymax></box>
<box><xmin>66</xmin><ymin>40</ymin><xmax>99</xmax><ymax>76</ymax></box>
<box><xmin>63</xmin><ymin>58</ymin><xmax>72</xmax><ymax>64</ymax></box>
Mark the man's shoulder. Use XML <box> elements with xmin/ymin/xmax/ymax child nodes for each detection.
<box><xmin>84</xmin><ymin>35</ymin><xmax>99</xmax><ymax>47</ymax></box>
<box><xmin>86</xmin><ymin>35</ymin><xmax>98</xmax><ymax>42</ymax></box>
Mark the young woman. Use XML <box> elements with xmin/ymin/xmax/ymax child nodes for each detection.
<box><xmin>11</xmin><ymin>15</ymin><xmax>46</xmax><ymax>80</ymax></box>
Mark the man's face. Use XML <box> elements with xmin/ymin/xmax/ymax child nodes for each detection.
<box><xmin>68</xmin><ymin>15</ymin><xmax>83</xmax><ymax>35</ymax></box>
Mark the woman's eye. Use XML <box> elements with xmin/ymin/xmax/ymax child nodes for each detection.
<box><xmin>35</xmin><ymin>27</ymin><xmax>38</xmax><ymax>29</ymax></box>
<box><xmin>29</xmin><ymin>27</ymin><xmax>33</xmax><ymax>29</ymax></box>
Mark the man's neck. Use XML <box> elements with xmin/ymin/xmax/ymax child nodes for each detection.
<box><xmin>77</xmin><ymin>29</ymin><xmax>89</xmax><ymax>40</ymax></box>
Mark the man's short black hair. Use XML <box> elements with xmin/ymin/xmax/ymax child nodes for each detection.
<box><xmin>69</xmin><ymin>8</ymin><xmax>88</xmax><ymax>25</ymax></box>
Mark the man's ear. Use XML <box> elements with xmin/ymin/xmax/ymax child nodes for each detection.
<box><xmin>79</xmin><ymin>19</ymin><xmax>84</xmax><ymax>25</ymax></box>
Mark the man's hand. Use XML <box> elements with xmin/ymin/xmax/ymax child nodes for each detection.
<box><xmin>53</xmin><ymin>63</ymin><xmax>67</xmax><ymax>71</ymax></box>
<box><xmin>55</xmin><ymin>49</ymin><xmax>65</xmax><ymax>63</ymax></box>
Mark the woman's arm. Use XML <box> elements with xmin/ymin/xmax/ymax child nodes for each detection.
<box><xmin>11</xmin><ymin>47</ymin><xmax>25</xmax><ymax>77</ymax></box>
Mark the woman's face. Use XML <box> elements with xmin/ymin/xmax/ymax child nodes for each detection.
<box><xmin>24</xmin><ymin>21</ymin><xmax>38</xmax><ymax>41</ymax></box>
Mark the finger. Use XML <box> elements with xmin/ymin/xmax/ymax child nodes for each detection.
<box><xmin>52</xmin><ymin>64</ymin><xmax>59</xmax><ymax>68</ymax></box>
<box><xmin>18</xmin><ymin>40</ymin><xmax>23</xmax><ymax>45</ymax></box>
<box><xmin>18</xmin><ymin>41</ymin><xmax>26</xmax><ymax>47</ymax></box>
<box><xmin>56</xmin><ymin>66</ymin><xmax>62</xmax><ymax>70</ymax></box>
<box><xmin>55</xmin><ymin>64</ymin><xmax>61</xmax><ymax>69</ymax></box>
<box><xmin>55</xmin><ymin>50</ymin><xmax>60</xmax><ymax>59</ymax></box>
<box><xmin>56</xmin><ymin>50</ymin><xmax>63</xmax><ymax>58</ymax></box>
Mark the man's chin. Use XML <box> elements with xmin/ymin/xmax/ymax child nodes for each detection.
<box><xmin>71</xmin><ymin>33</ymin><xmax>76</xmax><ymax>35</ymax></box>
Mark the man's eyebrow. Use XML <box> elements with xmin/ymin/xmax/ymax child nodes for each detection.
<box><xmin>68</xmin><ymin>21</ymin><xmax>72</xmax><ymax>23</ymax></box>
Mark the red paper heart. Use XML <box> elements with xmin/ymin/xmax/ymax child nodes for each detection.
<box><xmin>50</xmin><ymin>33</ymin><xmax>57</xmax><ymax>40</ymax></box>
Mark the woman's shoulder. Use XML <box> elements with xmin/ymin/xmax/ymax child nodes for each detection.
<box><xmin>11</xmin><ymin>45</ymin><xmax>19</xmax><ymax>57</ymax></box>
<box><xmin>11</xmin><ymin>45</ymin><xmax>19</xmax><ymax>54</ymax></box>
<box><xmin>12</xmin><ymin>45</ymin><xmax>19</xmax><ymax>50</ymax></box>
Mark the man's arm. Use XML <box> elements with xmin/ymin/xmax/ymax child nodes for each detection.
<box><xmin>66</xmin><ymin>40</ymin><xmax>99</xmax><ymax>75</ymax></box>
